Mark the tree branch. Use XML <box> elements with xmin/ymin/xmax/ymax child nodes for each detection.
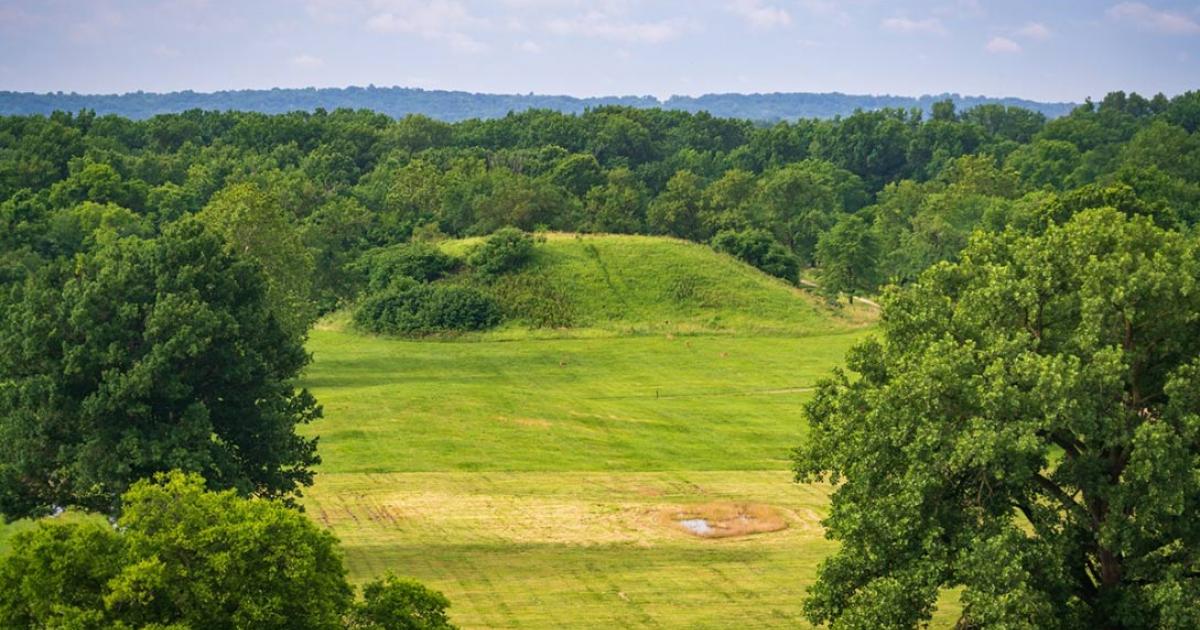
<box><xmin>1032</xmin><ymin>473</ymin><xmax>1098</xmax><ymax>531</ymax></box>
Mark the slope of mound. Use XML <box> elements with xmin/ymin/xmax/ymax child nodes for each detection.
<box><xmin>439</xmin><ymin>233</ymin><xmax>870</xmax><ymax>337</ymax></box>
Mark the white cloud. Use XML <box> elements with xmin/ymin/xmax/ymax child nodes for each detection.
<box><xmin>545</xmin><ymin>11</ymin><xmax>688</xmax><ymax>43</ymax></box>
<box><xmin>291</xmin><ymin>53</ymin><xmax>325</xmax><ymax>69</ymax></box>
<box><xmin>516</xmin><ymin>39</ymin><xmax>543</xmax><ymax>53</ymax></box>
<box><xmin>881</xmin><ymin>16</ymin><xmax>945</xmax><ymax>35</ymax></box>
<box><xmin>1017</xmin><ymin>21</ymin><xmax>1051</xmax><ymax>40</ymax></box>
<box><xmin>366</xmin><ymin>0</ymin><xmax>489</xmax><ymax>52</ymax></box>
<box><xmin>1107</xmin><ymin>2</ymin><xmax>1200</xmax><ymax>34</ymax></box>
<box><xmin>985</xmin><ymin>36</ymin><xmax>1021</xmax><ymax>53</ymax></box>
<box><xmin>727</xmin><ymin>0</ymin><xmax>791</xmax><ymax>30</ymax></box>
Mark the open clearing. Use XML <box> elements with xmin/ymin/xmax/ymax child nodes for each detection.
<box><xmin>298</xmin><ymin>327</ymin><xmax>962</xmax><ymax>628</ymax></box>
<box><xmin>301</xmin><ymin>329</ymin><xmax>870</xmax><ymax>474</ymax></box>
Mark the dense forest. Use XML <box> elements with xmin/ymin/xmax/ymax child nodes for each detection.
<box><xmin>1</xmin><ymin>89</ymin><xmax>1196</xmax><ymax>311</ymax></box>
<box><xmin>0</xmin><ymin>86</ymin><xmax>1075</xmax><ymax>122</ymax></box>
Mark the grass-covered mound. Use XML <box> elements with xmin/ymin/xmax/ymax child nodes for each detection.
<box><xmin>428</xmin><ymin>232</ymin><xmax>868</xmax><ymax>337</ymax></box>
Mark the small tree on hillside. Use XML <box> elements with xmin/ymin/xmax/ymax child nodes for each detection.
<box><xmin>814</xmin><ymin>214</ymin><xmax>877</xmax><ymax>303</ymax></box>
<box><xmin>796</xmin><ymin>208</ymin><xmax>1200</xmax><ymax>629</ymax></box>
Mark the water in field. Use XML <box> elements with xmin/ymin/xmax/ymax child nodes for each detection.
<box><xmin>678</xmin><ymin>518</ymin><xmax>714</xmax><ymax>535</ymax></box>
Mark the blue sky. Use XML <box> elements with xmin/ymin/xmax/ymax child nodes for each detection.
<box><xmin>0</xmin><ymin>0</ymin><xmax>1197</xmax><ymax>101</ymax></box>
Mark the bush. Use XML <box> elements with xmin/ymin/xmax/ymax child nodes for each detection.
<box><xmin>354</xmin><ymin>283</ymin><xmax>501</xmax><ymax>335</ymax></box>
<box><xmin>710</xmin><ymin>228</ymin><xmax>799</xmax><ymax>282</ymax></box>
<box><xmin>0</xmin><ymin>472</ymin><xmax>350</xmax><ymax>629</ymax></box>
<box><xmin>0</xmin><ymin>472</ymin><xmax>457</xmax><ymax>629</ymax></box>
<box><xmin>357</xmin><ymin>242</ymin><xmax>459</xmax><ymax>293</ymax></box>
<box><xmin>468</xmin><ymin>228</ymin><xmax>536</xmax><ymax>277</ymax></box>
<box><xmin>349</xmin><ymin>574</ymin><xmax>457</xmax><ymax>629</ymax></box>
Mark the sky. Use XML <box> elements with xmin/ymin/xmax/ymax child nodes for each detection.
<box><xmin>0</xmin><ymin>0</ymin><xmax>1197</xmax><ymax>102</ymax></box>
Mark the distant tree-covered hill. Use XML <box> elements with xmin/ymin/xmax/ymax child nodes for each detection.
<box><xmin>0</xmin><ymin>85</ymin><xmax>1074</xmax><ymax>122</ymax></box>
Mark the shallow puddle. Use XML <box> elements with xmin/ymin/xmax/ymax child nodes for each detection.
<box><xmin>667</xmin><ymin>502</ymin><xmax>789</xmax><ymax>538</ymax></box>
<box><xmin>677</xmin><ymin>518</ymin><xmax>714</xmax><ymax>535</ymax></box>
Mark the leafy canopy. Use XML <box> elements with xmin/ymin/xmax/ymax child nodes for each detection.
<box><xmin>796</xmin><ymin>208</ymin><xmax>1200</xmax><ymax>629</ymax></box>
<box><xmin>467</xmin><ymin>227</ymin><xmax>536</xmax><ymax>277</ymax></box>
<box><xmin>197</xmin><ymin>182</ymin><xmax>317</xmax><ymax>340</ymax></box>
<box><xmin>0</xmin><ymin>218</ymin><xmax>321</xmax><ymax>518</ymax></box>
<box><xmin>0</xmin><ymin>472</ymin><xmax>456</xmax><ymax>630</ymax></box>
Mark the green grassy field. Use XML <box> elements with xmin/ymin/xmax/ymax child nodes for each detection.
<box><xmin>297</xmin><ymin>236</ymin><xmax>958</xmax><ymax>627</ymax></box>
<box><xmin>300</xmin><ymin>329</ymin><xmax>864</xmax><ymax>627</ymax></box>
<box><xmin>0</xmin><ymin>235</ymin><xmax>956</xmax><ymax>627</ymax></box>
<box><xmin>299</xmin><ymin>324</ymin><xmax>960</xmax><ymax>628</ymax></box>
<box><xmin>303</xmin><ymin>331</ymin><xmax>867</xmax><ymax>474</ymax></box>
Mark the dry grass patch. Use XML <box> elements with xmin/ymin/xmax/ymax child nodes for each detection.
<box><xmin>662</xmin><ymin>502</ymin><xmax>788</xmax><ymax>539</ymax></box>
<box><xmin>496</xmin><ymin>415</ymin><xmax>554</xmax><ymax>428</ymax></box>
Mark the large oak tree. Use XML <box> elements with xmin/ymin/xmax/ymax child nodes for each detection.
<box><xmin>0</xmin><ymin>218</ymin><xmax>321</xmax><ymax>518</ymax></box>
<box><xmin>796</xmin><ymin>208</ymin><xmax>1200</xmax><ymax>629</ymax></box>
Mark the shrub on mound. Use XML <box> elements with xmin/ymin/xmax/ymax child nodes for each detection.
<box><xmin>710</xmin><ymin>228</ymin><xmax>799</xmax><ymax>283</ymax></box>
<box><xmin>357</xmin><ymin>242</ymin><xmax>459</xmax><ymax>292</ymax></box>
<box><xmin>355</xmin><ymin>281</ymin><xmax>501</xmax><ymax>335</ymax></box>
<box><xmin>468</xmin><ymin>228</ymin><xmax>536</xmax><ymax>277</ymax></box>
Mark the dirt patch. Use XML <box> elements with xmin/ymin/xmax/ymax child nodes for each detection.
<box><xmin>661</xmin><ymin>502</ymin><xmax>788</xmax><ymax>539</ymax></box>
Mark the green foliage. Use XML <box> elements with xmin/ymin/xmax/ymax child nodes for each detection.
<box><xmin>710</xmin><ymin>228</ymin><xmax>798</xmax><ymax>282</ymax></box>
<box><xmin>354</xmin><ymin>283</ymin><xmax>501</xmax><ymax>336</ymax></box>
<box><xmin>646</xmin><ymin>170</ymin><xmax>705</xmax><ymax>240</ymax></box>
<box><xmin>348</xmin><ymin>574</ymin><xmax>456</xmax><ymax>630</ymax></box>
<box><xmin>0</xmin><ymin>472</ymin><xmax>453</xmax><ymax>629</ymax></box>
<box><xmin>796</xmin><ymin>208</ymin><xmax>1200</xmax><ymax>628</ymax></box>
<box><xmin>198</xmin><ymin>181</ymin><xmax>318</xmax><ymax>339</ymax></box>
<box><xmin>1006</xmin><ymin>139</ymin><xmax>1082</xmax><ymax>189</ymax></box>
<box><xmin>814</xmin><ymin>214</ymin><xmax>877</xmax><ymax>301</ymax></box>
<box><xmin>47</xmin><ymin>161</ymin><xmax>145</xmax><ymax>212</ymax></box>
<box><xmin>754</xmin><ymin>160</ymin><xmax>866</xmax><ymax>264</ymax></box>
<box><xmin>548</xmin><ymin>153</ymin><xmax>604</xmax><ymax>197</ymax></box>
<box><xmin>470</xmin><ymin>172</ymin><xmax>575</xmax><ymax>234</ymax></box>
<box><xmin>303</xmin><ymin>197</ymin><xmax>376</xmax><ymax>312</ymax></box>
<box><xmin>489</xmin><ymin>272</ymin><xmax>576</xmax><ymax>328</ymax></box>
<box><xmin>467</xmin><ymin>227</ymin><xmax>536</xmax><ymax>277</ymax></box>
<box><xmin>0</xmin><ymin>219</ymin><xmax>321</xmax><ymax>518</ymax></box>
<box><xmin>359</xmin><ymin>242</ymin><xmax>460</xmax><ymax>292</ymax></box>
<box><xmin>0</xmin><ymin>520</ymin><xmax>123</xmax><ymax>627</ymax></box>
<box><xmin>583</xmin><ymin>166</ymin><xmax>646</xmax><ymax>233</ymax></box>
<box><xmin>0</xmin><ymin>91</ymin><xmax>1194</xmax><ymax>309</ymax></box>
<box><xmin>46</xmin><ymin>200</ymin><xmax>153</xmax><ymax>256</ymax></box>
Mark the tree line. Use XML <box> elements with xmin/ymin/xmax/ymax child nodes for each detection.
<box><xmin>3</xmin><ymin>90</ymin><xmax>1197</xmax><ymax>309</ymax></box>
<box><xmin>0</xmin><ymin>86</ymin><xmax>1073</xmax><ymax>122</ymax></box>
